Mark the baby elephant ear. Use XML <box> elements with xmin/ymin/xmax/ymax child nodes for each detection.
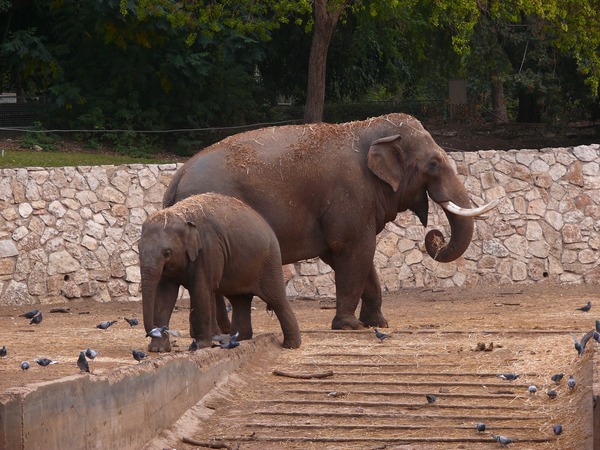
<box><xmin>367</xmin><ymin>134</ymin><xmax>403</xmax><ymax>192</ymax></box>
<box><xmin>185</xmin><ymin>221</ymin><xmax>202</xmax><ymax>262</ymax></box>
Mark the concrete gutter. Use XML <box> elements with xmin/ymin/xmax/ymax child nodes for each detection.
<box><xmin>0</xmin><ymin>334</ymin><xmax>280</xmax><ymax>450</ymax></box>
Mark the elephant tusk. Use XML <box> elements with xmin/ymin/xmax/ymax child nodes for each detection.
<box><xmin>440</xmin><ymin>198</ymin><xmax>500</xmax><ymax>217</ymax></box>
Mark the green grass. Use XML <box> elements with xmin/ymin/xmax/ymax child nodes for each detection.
<box><xmin>0</xmin><ymin>149</ymin><xmax>179</xmax><ymax>168</ymax></box>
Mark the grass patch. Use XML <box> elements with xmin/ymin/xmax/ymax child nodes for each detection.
<box><xmin>0</xmin><ymin>149</ymin><xmax>179</xmax><ymax>168</ymax></box>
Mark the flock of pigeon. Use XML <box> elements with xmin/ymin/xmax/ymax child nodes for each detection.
<box><xmin>0</xmin><ymin>308</ymin><xmax>241</xmax><ymax>375</ymax></box>
<box><xmin>374</xmin><ymin>300</ymin><xmax>597</xmax><ymax>447</ymax></box>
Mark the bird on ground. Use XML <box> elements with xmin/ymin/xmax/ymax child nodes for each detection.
<box><xmin>85</xmin><ymin>348</ymin><xmax>98</xmax><ymax>360</ymax></box>
<box><xmin>576</xmin><ymin>301</ymin><xmax>592</xmax><ymax>312</ymax></box>
<box><xmin>20</xmin><ymin>361</ymin><xmax>30</xmax><ymax>371</ymax></box>
<box><xmin>476</xmin><ymin>422</ymin><xmax>486</xmax><ymax>432</ymax></box>
<box><xmin>547</xmin><ymin>389</ymin><xmax>558</xmax><ymax>399</ymax></box>
<box><xmin>188</xmin><ymin>341</ymin><xmax>199</xmax><ymax>352</ymax></box>
<box><xmin>374</xmin><ymin>328</ymin><xmax>391</xmax><ymax>342</ymax></box>
<box><xmin>492</xmin><ymin>434</ymin><xmax>514</xmax><ymax>447</ymax></box>
<box><xmin>496</xmin><ymin>373</ymin><xmax>519</xmax><ymax>381</ymax></box>
<box><xmin>596</xmin><ymin>320</ymin><xmax>600</xmax><ymax>333</ymax></box>
<box><xmin>77</xmin><ymin>352</ymin><xmax>90</xmax><ymax>373</ymax></box>
<box><xmin>594</xmin><ymin>332</ymin><xmax>600</xmax><ymax>343</ymax></box>
<box><xmin>132</xmin><ymin>349</ymin><xmax>148</xmax><ymax>362</ymax></box>
<box><xmin>551</xmin><ymin>373</ymin><xmax>564</xmax><ymax>384</ymax></box>
<box><xmin>570</xmin><ymin>330</ymin><xmax>595</xmax><ymax>356</ymax></box>
<box><xmin>0</xmin><ymin>346</ymin><xmax>6</xmax><ymax>357</ymax></box>
<box><xmin>124</xmin><ymin>317</ymin><xmax>139</xmax><ymax>327</ymax></box>
<box><xmin>19</xmin><ymin>309</ymin><xmax>40</xmax><ymax>319</ymax></box>
<box><xmin>553</xmin><ymin>424</ymin><xmax>563</xmax><ymax>435</ymax></box>
<box><xmin>528</xmin><ymin>385</ymin><xmax>538</xmax><ymax>394</ymax></box>
<box><xmin>30</xmin><ymin>312</ymin><xmax>43</xmax><ymax>325</ymax></box>
<box><xmin>567</xmin><ymin>374</ymin><xmax>576</xmax><ymax>389</ymax></box>
<box><xmin>96</xmin><ymin>320</ymin><xmax>117</xmax><ymax>330</ymax></box>
<box><xmin>425</xmin><ymin>394</ymin><xmax>437</xmax><ymax>404</ymax></box>
<box><xmin>212</xmin><ymin>331</ymin><xmax>240</xmax><ymax>349</ymax></box>
<box><xmin>35</xmin><ymin>358</ymin><xmax>58</xmax><ymax>367</ymax></box>
<box><xmin>146</xmin><ymin>326</ymin><xmax>168</xmax><ymax>338</ymax></box>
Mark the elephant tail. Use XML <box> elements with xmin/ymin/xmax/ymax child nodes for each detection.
<box><xmin>163</xmin><ymin>166</ymin><xmax>186</xmax><ymax>207</ymax></box>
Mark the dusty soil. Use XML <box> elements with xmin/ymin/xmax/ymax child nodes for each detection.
<box><xmin>1</xmin><ymin>283</ymin><xmax>599</xmax><ymax>448</ymax></box>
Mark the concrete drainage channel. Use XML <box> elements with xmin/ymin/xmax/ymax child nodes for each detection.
<box><xmin>1</xmin><ymin>330</ymin><xmax>600</xmax><ymax>449</ymax></box>
<box><xmin>0</xmin><ymin>334</ymin><xmax>281</xmax><ymax>450</ymax></box>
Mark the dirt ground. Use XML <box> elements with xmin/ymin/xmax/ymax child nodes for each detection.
<box><xmin>1</xmin><ymin>283</ymin><xmax>599</xmax><ymax>448</ymax></box>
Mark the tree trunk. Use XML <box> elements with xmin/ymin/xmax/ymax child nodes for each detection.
<box><xmin>490</xmin><ymin>78</ymin><xmax>508</xmax><ymax>122</ymax></box>
<box><xmin>303</xmin><ymin>0</ymin><xmax>347</xmax><ymax>124</ymax></box>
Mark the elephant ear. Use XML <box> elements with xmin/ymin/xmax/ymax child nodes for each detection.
<box><xmin>367</xmin><ymin>135</ymin><xmax>403</xmax><ymax>192</ymax></box>
<box><xmin>185</xmin><ymin>221</ymin><xmax>202</xmax><ymax>262</ymax></box>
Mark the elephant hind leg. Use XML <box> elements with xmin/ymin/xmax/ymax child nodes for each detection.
<box><xmin>358</xmin><ymin>263</ymin><xmax>389</xmax><ymax>328</ymax></box>
<box><xmin>228</xmin><ymin>294</ymin><xmax>254</xmax><ymax>341</ymax></box>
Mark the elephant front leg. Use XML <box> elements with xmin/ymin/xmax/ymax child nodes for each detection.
<box><xmin>148</xmin><ymin>282</ymin><xmax>179</xmax><ymax>353</ymax></box>
<box><xmin>358</xmin><ymin>263</ymin><xmax>389</xmax><ymax>328</ymax></box>
<box><xmin>188</xmin><ymin>285</ymin><xmax>215</xmax><ymax>348</ymax></box>
<box><xmin>228</xmin><ymin>294</ymin><xmax>254</xmax><ymax>340</ymax></box>
<box><xmin>215</xmin><ymin>293</ymin><xmax>231</xmax><ymax>334</ymax></box>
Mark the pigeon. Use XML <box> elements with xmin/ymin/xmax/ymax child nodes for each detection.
<box><xmin>19</xmin><ymin>309</ymin><xmax>40</xmax><ymax>319</ymax></box>
<box><xmin>576</xmin><ymin>301</ymin><xmax>592</xmax><ymax>312</ymax></box>
<box><xmin>0</xmin><ymin>346</ymin><xmax>6</xmax><ymax>357</ymax></box>
<box><xmin>20</xmin><ymin>361</ymin><xmax>30</xmax><ymax>371</ymax></box>
<box><xmin>85</xmin><ymin>348</ymin><xmax>98</xmax><ymax>360</ymax></box>
<box><xmin>547</xmin><ymin>389</ymin><xmax>558</xmax><ymax>399</ymax></box>
<box><xmin>215</xmin><ymin>339</ymin><xmax>240</xmax><ymax>349</ymax></box>
<box><xmin>567</xmin><ymin>374</ymin><xmax>576</xmax><ymax>389</ymax></box>
<box><xmin>528</xmin><ymin>385</ymin><xmax>538</xmax><ymax>394</ymax></box>
<box><xmin>496</xmin><ymin>373</ymin><xmax>519</xmax><ymax>381</ymax></box>
<box><xmin>492</xmin><ymin>434</ymin><xmax>514</xmax><ymax>446</ymax></box>
<box><xmin>35</xmin><ymin>358</ymin><xmax>58</xmax><ymax>367</ymax></box>
<box><xmin>188</xmin><ymin>340</ymin><xmax>199</xmax><ymax>352</ymax></box>
<box><xmin>212</xmin><ymin>331</ymin><xmax>240</xmax><ymax>349</ymax></box>
<box><xmin>96</xmin><ymin>320</ymin><xmax>117</xmax><ymax>330</ymax></box>
<box><xmin>30</xmin><ymin>312</ymin><xmax>43</xmax><ymax>325</ymax></box>
<box><xmin>425</xmin><ymin>394</ymin><xmax>437</xmax><ymax>404</ymax></box>
<box><xmin>551</xmin><ymin>373</ymin><xmax>564</xmax><ymax>384</ymax></box>
<box><xmin>596</xmin><ymin>320</ymin><xmax>600</xmax><ymax>333</ymax></box>
<box><xmin>132</xmin><ymin>349</ymin><xmax>148</xmax><ymax>362</ymax></box>
<box><xmin>570</xmin><ymin>330</ymin><xmax>595</xmax><ymax>356</ymax></box>
<box><xmin>553</xmin><ymin>424</ymin><xmax>563</xmax><ymax>435</ymax></box>
<box><xmin>146</xmin><ymin>326</ymin><xmax>168</xmax><ymax>338</ymax></box>
<box><xmin>594</xmin><ymin>332</ymin><xmax>600</xmax><ymax>343</ymax></box>
<box><xmin>77</xmin><ymin>351</ymin><xmax>90</xmax><ymax>373</ymax></box>
<box><xmin>374</xmin><ymin>328</ymin><xmax>391</xmax><ymax>342</ymax></box>
<box><xmin>476</xmin><ymin>422</ymin><xmax>486</xmax><ymax>432</ymax></box>
<box><xmin>124</xmin><ymin>317</ymin><xmax>139</xmax><ymax>327</ymax></box>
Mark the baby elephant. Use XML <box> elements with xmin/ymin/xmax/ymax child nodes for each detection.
<box><xmin>139</xmin><ymin>193</ymin><xmax>301</xmax><ymax>352</ymax></box>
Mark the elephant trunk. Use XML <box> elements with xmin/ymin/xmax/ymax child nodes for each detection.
<box><xmin>424</xmin><ymin>187</ymin><xmax>475</xmax><ymax>263</ymax></box>
<box><xmin>141</xmin><ymin>265</ymin><xmax>162</xmax><ymax>334</ymax></box>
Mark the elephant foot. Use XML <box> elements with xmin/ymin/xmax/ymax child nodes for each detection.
<box><xmin>359</xmin><ymin>311</ymin><xmax>389</xmax><ymax>328</ymax></box>
<box><xmin>331</xmin><ymin>314</ymin><xmax>364</xmax><ymax>330</ymax></box>
<box><xmin>282</xmin><ymin>334</ymin><xmax>302</xmax><ymax>349</ymax></box>
<box><xmin>148</xmin><ymin>335</ymin><xmax>171</xmax><ymax>353</ymax></box>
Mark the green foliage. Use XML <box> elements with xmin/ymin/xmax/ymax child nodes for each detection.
<box><xmin>20</xmin><ymin>122</ymin><xmax>59</xmax><ymax>151</ymax></box>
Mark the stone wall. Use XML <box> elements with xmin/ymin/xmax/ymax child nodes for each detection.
<box><xmin>0</xmin><ymin>144</ymin><xmax>599</xmax><ymax>305</ymax></box>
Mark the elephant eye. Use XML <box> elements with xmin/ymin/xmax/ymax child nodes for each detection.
<box><xmin>163</xmin><ymin>249</ymin><xmax>172</xmax><ymax>259</ymax></box>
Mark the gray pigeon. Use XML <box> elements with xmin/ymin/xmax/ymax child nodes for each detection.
<box><xmin>567</xmin><ymin>374</ymin><xmax>576</xmax><ymax>389</ymax></box>
<box><xmin>547</xmin><ymin>389</ymin><xmax>558</xmax><ymax>399</ymax></box>
<box><xmin>553</xmin><ymin>424</ymin><xmax>563</xmax><ymax>435</ymax></box>
<box><xmin>528</xmin><ymin>385</ymin><xmax>538</xmax><ymax>394</ymax></box>
<box><xmin>35</xmin><ymin>358</ymin><xmax>58</xmax><ymax>367</ymax></box>
<box><xmin>570</xmin><ymin>330</ymin><xmax>595</xmax><ymax>356</ymax></box>
<box><xmin>496</xmin><ymin>373</ymin><xmax>519</xmax><ymax>381</ymax></box>
<box><xmin>492</xmin><ymin>434</ymin><xmax>514</xmax><ymax>446</ymax></box>
<box><xmin>77</xmin><ymin>351</ymin><xmax>90</xmax><ymax>373</ymax></box>
<box><xmin>146</xmin><ymin>326</ymin><xmax>168</xmax><ymax>338</ymax></box>
<box><xmin>19</xmin><ymin>309</ymin><xmax>40</xmax><ymax>319</ymax></box>
<box><xmin>85</xmin><ymin>348</ymin><xmax>98</xmax><ymax>360</ymax></box>
<box><xmin>576</xmin><ymin>301</ymin><xmax>592</xmax><ymax>312</ymax></box>
<box><xmin>20</xmin><ymin>361</ymin><xmax>30</xmax><ymax>371</ymax></box>
<box><xmin>551</xmin><ymin>373</ymin><xmax>564</xmax><ymax>384</ymax></box>
<box><xmin>96</xmin><ymin>320</ymin><xmax>117</xmax><ymax>330</ymax></box>
<box><xmin>374</xmin><ymin>328</ymin><xmax>390</xmax><ymax>342</ymax></box>
<box><xmin>0</xmin><ymin>346</ymin><xmax>6</xmax><ymax>357</ymax></box>
<box><xmin>30</xmin><ymin>312</ymin><xmax>43</xmax><ymax>325</ymax></box>
<box><xmin>476</xmin><ymin>422</ymin><xmax>486</xmax><ymax>432</ymax></box>
<box><xmin>124</xmin><ymin>317</ymin><xmax>139</xmax><ymax>327</ymax></box>
<box><xmin>188</xmin><ymin>340</ymin><xmax>199</xmax><ymax>352</ymax></box>
<box><xmin>425</xmin><ymin>394</ymin><xmax>437</xmax><ymax>404</ymax></box>
<box><xmin>132</xmin><ymin>349</ymin><xmax>148</xmax><ymax>362</ymax></box>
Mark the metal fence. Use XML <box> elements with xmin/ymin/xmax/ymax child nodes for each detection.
<box><xmin>0</xmin><ymin>95</ymin><xmax>47</xmax><ymax>127</ymax></box>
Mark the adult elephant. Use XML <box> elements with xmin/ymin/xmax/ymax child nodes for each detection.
<box><xmin>163</xmin><ymin>113</ymin><xmax>497</xmax><ymax>330</ymax></box>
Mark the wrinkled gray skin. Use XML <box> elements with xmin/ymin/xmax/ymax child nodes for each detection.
<box><xmin>164</xmin><ymin>113</ymin><xmax>475</xmax><ymax>330</ymax></box>
<box><xmin>139</xmin><ymin>193</ymin><xmax>301</xmax><ymax>352</ymax></box>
